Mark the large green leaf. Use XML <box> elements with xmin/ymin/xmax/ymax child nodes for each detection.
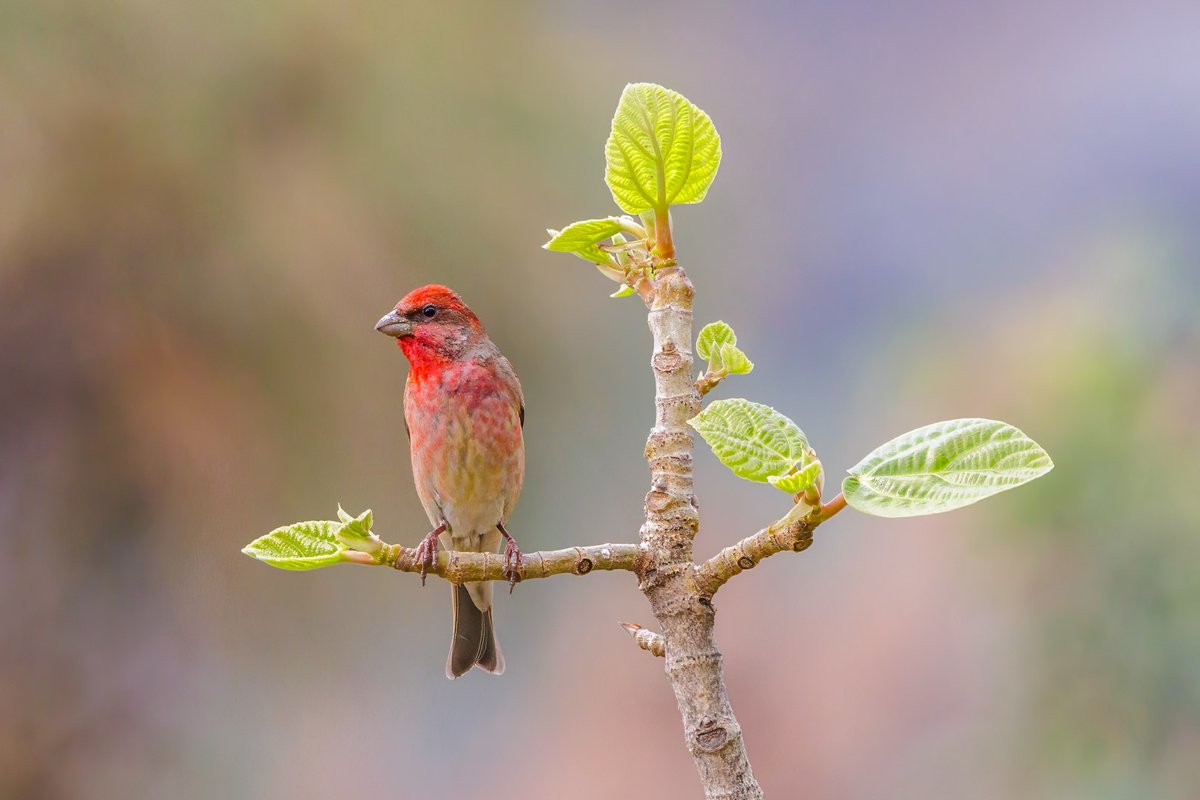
<box><xmin>842</xmin><ymin>418</ymin><xmax>1054</xmax><ymax>518</ymax></box>
<box><xmin>242</xmin><ymin>520</ymin><xmax>348</xmax><ymax>570</ymax></box>
<box><xmin>605</xmin><ymin>83</ymin><xmax>722</xmax><ymax>214</ymax></box>
<box><xmin>689</xmin><ymin>399</ymin><xmax>809</xmax><ymax>482</ymax></box>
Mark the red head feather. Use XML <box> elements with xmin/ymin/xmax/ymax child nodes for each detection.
<box><xmin>390</xmin><ymin>285</ymin><xmax>487</xmax><ymax>372</ymax></box>
<box><xmin>395</xmin><ymin>285</ymin><xmax>480</xmax><ymax>325</ymax></box>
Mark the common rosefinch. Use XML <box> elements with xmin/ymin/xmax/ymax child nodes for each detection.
<box><xmin>375</xmin><ymin>285</ymin><xmax>525</xmax><ymax>678</ymax></box>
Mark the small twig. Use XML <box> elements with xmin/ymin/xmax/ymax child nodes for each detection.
<box><xmin>694</xmin><ymin>492</ymin><xmax>847</xmax><ymax>597</ymax></box>
<box><xmin>378</xmin><ymin>541</ymin><xmax>643</xmax><ymax>583</ymax></box>
<box><xmin>620</xmin><ymin>622</ymin><xmax>666</xmax><ymax>658</ymax></box>
<box><xmin>821</xmin><ymin>492</ymin><xmax>847</xmax><ymax>517</ymax></box>
<box><xmin>632</xmin><ymin>272</ymin><xmax>655</xmax><ymax>305</ymax></box>
<box><xmin>694</xmin><ymin>368</ymin><xmax>727</xmax><ymax>397</ymax></box>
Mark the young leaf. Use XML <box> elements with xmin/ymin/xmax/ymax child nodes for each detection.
<box><xmin>842</xmin><ymin>418</ymin><xmax>1054</xmax><ymax>518</ymax></box>
<box><xmin>334</xmin><ymin>506</ymin><xmax>382</xmax><ymax>555</ymax></box>
<box><xmin>336</xmin><ymin>504</ymin><xmax>373</xmax><ymax>537</ymax></box>
<box><xmin>610</xmin><ymin>284</ymin><xmax>635</xmax><ymax>298</ymax></box>
<box><xmin>689</xmin><ymin>399</ymin><xmax>809</xmax><ymax>482</ymax></box>
<box><xmin>605</xmin><ymin>83</ymin><xmax>722</xmax><ymax>214</ymax></box>
<box><xmin>696</xmin><ymin>320</ymin><xmax>736</xmax><ymax>362</ymax></box>
<box><xmin>768</xmin><ymin>460</ymin><xmax>822</xmax><ymax>495</ymax></box>
<box><xmin>609</xmin><ymin>232</ymin><xmax>633</xmax><ymax>268</ymax></box>
<box><xmin>242</xmin><ymin>521</ymin><xmax>348</xmax><ymax>571</ymax></box>
<box><xmin>719</xmin><ymin>342</ymin><xmax>754</xmax><ymax>375</ymax></box>
<box><xmin>544</xmin><ymin>218</ymin><xmax>628</xmax><ymax>265</ymax></box>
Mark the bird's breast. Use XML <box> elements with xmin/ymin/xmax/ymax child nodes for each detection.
<box><xmin>404</xmin><ymin>363</ymin><xmax>524</xmax><ymax>541</ymax></box>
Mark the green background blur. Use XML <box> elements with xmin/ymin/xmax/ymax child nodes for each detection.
<box><xmin>3</xmin><ymin>1</ymin><xmax>1198</xmax><ymax>798</ymax></box>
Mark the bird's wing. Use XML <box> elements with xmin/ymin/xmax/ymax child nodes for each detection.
<box><xmin>489</xmin><ymin>352</ymin><xmax>525</xmax><ymax>428</ymax></box>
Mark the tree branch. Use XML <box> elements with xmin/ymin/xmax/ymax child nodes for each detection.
<box><xmin>638</xmin><ymin>265</ymin><xmax>763</xmax><ymax>800</ymax></box>
<box><xmin>378</xmin><ymin>541</ymin><xmax>643</xmax><ymax>583</ymax></box>
<box><xmin>695</xmin><ymin>493</ymin><xmax>846</xmax><ymax>598</ymax></box>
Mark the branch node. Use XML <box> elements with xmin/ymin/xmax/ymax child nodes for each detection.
<box><xmin>694</xmin><ymin>717</ymin><xmax>735</xmax><ymax>753</ymax></box>
<box><xmin>619</xmin><ymin>621</ymin><xmax>665</xmax><ymax>658</ymax></box>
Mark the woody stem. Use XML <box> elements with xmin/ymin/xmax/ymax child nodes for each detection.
<box><xmin>638</xmin><ymin>265</ymin><xmax>762</xmax><ymax>799</ymax></box>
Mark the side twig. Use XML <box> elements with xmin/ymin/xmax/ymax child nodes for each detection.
<box><xmin>695</xmin><ymin>493</ymin><xmax>846</xmax><ymax>598</ymax></box>
<box><xmin>620</xmin><ymin>622</ymin><xmax>666</xmax><ymax>658</ymax></box>
<box><xmin>694</xmin><ymin>368</ymin><xmax>726</xmax><ymax>397</ymax></box>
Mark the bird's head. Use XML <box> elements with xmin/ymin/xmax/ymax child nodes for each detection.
<box><xmin>376</xmin><ymin>284</ymin><xmax>486</xmax><ymax>366</ymax></box>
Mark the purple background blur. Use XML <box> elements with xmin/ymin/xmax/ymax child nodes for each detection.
<box><xmin>3</xmin><ymin>1</ymin><xmax>1199</xmax><ymax>797</ymax></box>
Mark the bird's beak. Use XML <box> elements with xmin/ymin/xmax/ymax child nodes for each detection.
<box><xmin>375</xmin><ymin>310</ymin><xmax>413</xmax><ymax>338</ymax></box>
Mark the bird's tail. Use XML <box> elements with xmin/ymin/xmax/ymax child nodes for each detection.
<box><xmin>446</xmin><ymin>582</ymin><xmax>504</xmax><ymax>678</ymax></box>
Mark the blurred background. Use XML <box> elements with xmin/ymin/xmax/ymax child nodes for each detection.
<box><xmin>2</xmin><ymin>0</ymin><xmax>1198</xmax><ymax>797</ymax></box>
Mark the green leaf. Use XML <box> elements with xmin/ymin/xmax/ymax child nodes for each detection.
<box><xmin>242</xmin><ymin>520</ymin><xmax>349</xmax><ymax>571</ymax></box>
<box><xmin>696</xmin><ymin>320</ymin><xmax>736</xmax><ymax>362</ymax></box>
<box><xmin>605</xmin><ymin>83</ymin><xmax>722</xmax><ymax>214</ymax></box>
<box><xmin>769</xmin><ymin>460</ymin><xmax>822</xmax><ymax>495</ymax></box>
<box><xmin>842</xmin><ymin>418</ymin><xmax>1054</xmax><ymax>518</ymax></box>
<box><xmin>719</xmin><ymin>342</ymin><xmax>754</xmax><ymax>375</ymax></box>
<box><xmin>689</xmin><ymin>398</ymin><xmax>810</xmax><ymax>482</ymax></box>
<box><xmin>610</xmin><ymin>284</ymin><xmax>635</xmax><ymax>298</ymax></box>
<box><xmin>696</xmin><ymin>322</ymin><xmax>752</xmax><ymax>377</ymax></box>
<box><xmin>543</xmin><ymin>218</ymin><xmax>627</xmax><ymax>265</ymax></box>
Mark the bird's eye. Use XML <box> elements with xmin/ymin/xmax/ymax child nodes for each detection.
<box><xmin>421</xmin><ymin>304</ymin><xmax>437</xmax><ymax>318</ymax></box>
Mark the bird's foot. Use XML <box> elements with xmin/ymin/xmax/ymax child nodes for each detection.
<box><xmin>414</xmin><ymin>525</ymin><xmax>444</xmax><ymax>586</ymax></box>
<box><xmin>497</xmin><ymin>522</ymin><xmax>523</xmax><ymax>593</ymax></box>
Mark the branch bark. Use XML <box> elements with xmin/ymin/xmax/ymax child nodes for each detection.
<box><xmin>695</xmin><ymin>493</ymin><xmax>845</xmax><ymax>598</ymax></box>
<box><xmin>639</xmin><ymin>265</ymin><xmax>763</xmax><ymax>800</ymax></box>
<box><xmin>379</xmin><ymin>542</ymin><xmax>642</xmax><ymax>582</ymax></box>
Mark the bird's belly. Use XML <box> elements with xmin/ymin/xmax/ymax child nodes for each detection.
<box><xmin>406</xmin><ymin>388</ymin><xmax>523</xmax><ymax>549</ymax></box>
<box><xmin>431</xmin><ymin>461</ymin><xmax>509</xmax><ymax>548</ymax></box>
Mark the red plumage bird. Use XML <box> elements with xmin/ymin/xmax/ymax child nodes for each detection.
<box><xmin>376</xmin><ymin>286</ymin><xmax>525</xmax><ymax>678</ymax></box>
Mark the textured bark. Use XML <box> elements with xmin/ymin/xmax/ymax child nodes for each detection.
<box><xmin>381</xmin><ymin>542</ymin><xmax>642</xmax><ymax>582</ymax></box>
<box><xmin>639</xmin><ymin>266</ymin><xmax>763</xmax><ymax>800</ymax></box>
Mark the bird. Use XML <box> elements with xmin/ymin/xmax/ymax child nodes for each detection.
<box><xmin>376</xmin><ymin>285</ymin><xmax>525</xmax><ymax>678</ymax></box>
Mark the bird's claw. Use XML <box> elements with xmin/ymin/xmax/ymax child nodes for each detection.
<box><xmin>502</xmin><ymin>539</ymin><xmax>523</xmax><ymax>593</ymax></box>
<box><xmin>414</xmin><ymin>530</ymin><xmax>441</xmax><ymax>587</ymax></box>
